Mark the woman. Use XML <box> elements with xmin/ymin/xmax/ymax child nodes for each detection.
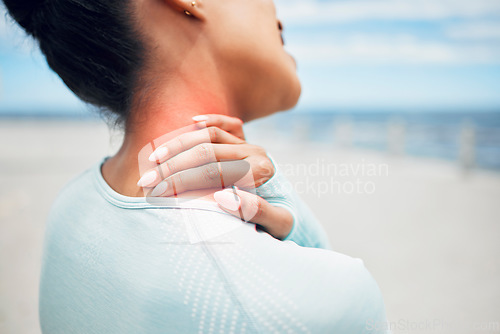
<box><xmin>4</xmin><ymin>0</ymin><xmax>389</xmax><ymax>332</ymax></box>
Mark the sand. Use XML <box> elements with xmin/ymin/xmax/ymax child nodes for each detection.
<box><xmin>1</xmin><ymin>119</ymin><xmax>499</xmax><ymax>334</ymax></box>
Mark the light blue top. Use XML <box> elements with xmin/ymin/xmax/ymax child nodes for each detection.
<box><xmin>39</xmin><ymin>157</ymin><xmax>389</xmax><ymax>333</ymax></box>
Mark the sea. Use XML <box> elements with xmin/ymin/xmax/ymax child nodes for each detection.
<box><xmin>262</xmin><ymin>110</ymin><xmax>500</xmax><ymax>171</ymax></box>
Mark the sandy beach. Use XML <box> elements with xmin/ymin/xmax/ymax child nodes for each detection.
<box><xmin>0</xmin><ymin>119</ymin><xmax>499</xmax><ymax>334</ymax></box>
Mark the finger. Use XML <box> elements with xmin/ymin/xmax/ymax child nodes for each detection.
<box><xmin>149</xmin><ymin>160</ymin><xmax>252</xmax><ymax>196</ymax></box>
<box><xmin>148</xmin><ymin>127</ymin><xmax>245</xmax><ymax>163</ymax></box>
<box><xmin>192</xmin><ymin>114</ymin><xmax>245</xmax><ymax>140</ymax></box>
<box><xmin>213</xmin><ymin>188</ymin><xmax>293</xmax><ymax>240</ymax></box>
<box><xmin>154</xmin><ymin>143</ymin><xmax>252</xmax><ymax>182</ymax></box>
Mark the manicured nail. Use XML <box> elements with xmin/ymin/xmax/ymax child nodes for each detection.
<box><xmin>214</xmin><ymin>190</ymin><xmax>241</xmax><ymax>211</ymax></box>
<box><xmin>137</xmin><ymin>170</ymin><xmax>158</xmax><ymax>187</ymax></box>
<box><xmin>192</xmin><ymin>115</ymin><xmax>209</xmax><ymax>122</ymax></box>
<box><xmin>151</xmin><ymin>181</ymin><xmax>168</xmax><ymax>197</ymax></box>
<box><xmin>149</xmin><ymin>146</ymin><xmax>168</xmax><ymax>162</ymax></box>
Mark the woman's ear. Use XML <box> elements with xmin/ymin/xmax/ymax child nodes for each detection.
<box><xmin>163</xmin><ymin>0</ymin><xmax>206</xmax><ymax>21</ymax></box>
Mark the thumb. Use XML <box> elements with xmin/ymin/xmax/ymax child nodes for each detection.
<box><xmin>213</xmin><ymin>187</ymin><xmax>293</xmax><ymax>240</ymax></box>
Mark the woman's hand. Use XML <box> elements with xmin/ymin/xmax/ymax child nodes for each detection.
<box><xmin>138</xmin><ymin>114</ymin><xmax>275</xmax><ymax>195</ymax></box>
<box><xmin>137</xmin><ymin>114</ymin><xmax>293</xmax><ymax>240</ymax></box>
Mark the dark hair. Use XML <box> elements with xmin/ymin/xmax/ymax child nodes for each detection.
<box><xmin>2</xmin><ymin>0</ymin><xmax>146</xmax><ymax>124</ymax></box>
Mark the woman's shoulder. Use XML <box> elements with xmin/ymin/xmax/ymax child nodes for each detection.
<box><xmin>49</xmin><ymin>163</ymin><xmax>100</xmax><ymax>212</ymax></box>
<box><xmin>44</xmin><ymin>159</ymin><xmax>116</xmax><ymax>235</ymax></box>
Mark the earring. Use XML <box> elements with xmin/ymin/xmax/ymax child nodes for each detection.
<box><xmin>184</xmin><ymin>1</ymin><xmax>196</xmax><ymax>16</ymax></box>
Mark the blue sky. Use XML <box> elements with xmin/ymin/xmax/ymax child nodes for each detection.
<box><xmin>1</xmin><ymin>0</ymin><xmax>500</xmax><ymax>115</ymax></box>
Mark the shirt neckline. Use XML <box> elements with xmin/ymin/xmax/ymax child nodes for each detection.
<box><xmin>93</xmin><ymin>157</ymin><xmax>227</xmax><ymax>214</ymax></box>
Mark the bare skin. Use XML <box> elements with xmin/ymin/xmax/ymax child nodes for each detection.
<box><xmin>102</xmin><ymin>0</ymin><xmax>301</xmax><ymax>239</ymax></box>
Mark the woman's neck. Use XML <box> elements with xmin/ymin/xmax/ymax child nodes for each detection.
<box><xmin>102</xmin><ymin>74</ymin><xmax>238</xmax><ymax>198</ymax></box>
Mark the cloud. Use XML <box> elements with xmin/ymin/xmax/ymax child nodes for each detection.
<box><xmin>277</xmin><ymin>0</ymin><xmax>500</xmax><ymax>24</ymax></box>
<box><xmin>445</xmin><ymin>21</ymin><xmax>500</xmax><ymax>40</ymax></box>
<box><xmin>287</xmin><ymin>34</ymin><xmax>500</xmax><ymax>65</ymax></box>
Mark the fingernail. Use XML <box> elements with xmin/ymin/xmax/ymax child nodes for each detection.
<box><xmin>192</xmin><ymin>115</ymin><xmax>209</xmax><ymax>122</ymax></box>
<box><xmin>137</xmin><ymin>170</ymin><xmax>158</xmax><ymax>187</ymax></box>
<box><xmin>151</xmin><ymin>181</ymin><xmax>168</xmax><ymax>197</ymax></box>
<box><xmin>149</xmin><ymin>146</ymin><xmax>168</xmax><ymax>162</ymax></box>
<box><xmin>214</xmin><ymin>190</ymin><xmax>241</xmax><ymax>211</ymax></box>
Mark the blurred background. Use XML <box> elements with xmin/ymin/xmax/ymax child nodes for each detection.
<box><xmin>1</xmin><ymin>0</ymin><xmax>499</xmax><ymax>333</ymax></box>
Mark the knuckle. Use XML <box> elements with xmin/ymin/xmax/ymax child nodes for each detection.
<box><xmin>254</xmin><ymin>161</ymin><xmax>266</xmax><ymax>176</ymax></box>
<box><xmin>208</xmin><ymin>126</ymin><xmax>218</xmax><ymax>143</ymax></box>
<box><xmin>254</xmin><ymin>156</ymin><xmax>269</xmax><ymax>171</ymax></box>
<box><xmin>261</xmin><ymin>157</ymin><xmax>274</xmax><ymax>172</ymax></box>
<box><xmin>171</xmin><ymin>173</ymin><xmax>185</xmax><ymax>190</ymax></box>
<box><xmin>202</xmin><ymin>163</ymin><xmax>221</xmax><ymax>181</ymax></box>
<box><xmin>174</xmin><ymin>136</ymin><xmax>184</xmax><ymax>151</ymax></box>
<box><xmin>195</xmin><ymin>143</ymin><xmax>213</xmax><ymax>162</ymax></box>
<box><xmin>164</xmin><ymin>159</ymin><xmax>176</xmax><ymax>174</ymax></box>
